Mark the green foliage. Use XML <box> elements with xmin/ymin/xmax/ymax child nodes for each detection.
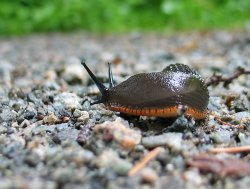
<box><xmin>0</xmin><ymin>0</ymin><xmax>249</xmax><ymax>35</ymax></box>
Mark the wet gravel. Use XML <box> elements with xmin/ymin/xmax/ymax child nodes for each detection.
<box><xmin>0</xmin><ymin>31</ymin><xmax>250</xmax><ymax>189</ymax></box>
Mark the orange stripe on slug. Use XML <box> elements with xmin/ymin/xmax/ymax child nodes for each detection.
<box><xmin>108</xmin><ymin>105</ymin><xmax>207</xmax><ymax>120</ymax></box>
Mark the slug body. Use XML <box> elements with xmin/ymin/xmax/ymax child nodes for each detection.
<box><xmin>82</xmin><ymin>62</ymin><xmax>209</xmax><ymax>120</ymax></box>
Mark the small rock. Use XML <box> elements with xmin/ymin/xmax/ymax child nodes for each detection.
<box><xmin>63</xmin><ymin>57</ymin><xmax>88</xmax><ymax>84</ymax></box>
<box><xmin>72</xmin><ymin>149</ymin><xmax>94</xmax><ymax>165</ymax></box>
<box><xmin>183</xmin><ymin>169</ymin><xmax>203</xmax><ymax>186</ymax></box>
<box><xmin>82</xmin><ymin>100</ymin><xmax>91</xmax><ymax>111</ymax></box>
<box><xmin>43</xmin><ymin>113</ymin><xmax>59</xmax><ymax>124</ymax></box>
<box><xmin>27</xmin><ymin>93</ymin><xmax>39</xmax><ymax>104</ymax></box>
<box><xmin>20</xmin><ymin>119</ymin><xmax>30</xmax><ymax>128</ymax></box>
<box><xmin>55</xmin><ymin>123</ymin><xmax>69</xmax><ymax>131</ymax></box>
<box><xmin>94</xmin><ymin>118</ymin><xmax>141</xmax><ymax>150</ymax></box>
<box><xmin>0</xmin><ymin>125</ymin><xmax>8</xmax><ymax>134</ymax></box>
<box><xmin>52</xmin><ymin>103</ymin><xmax>70</xmax><ymax>117</ymax></box>
<box><xmin>44</xmin><ymin>69</ymin><xmax>57</xmax><ymax>81</ymax></box>
<box><xmin>73</xmin><ymin>109</ymin><xmax>83</xmax><ymax>118</ymax></box>
<box><xmin>232</xmin><ymin>95</ymin><xmax>250</xmax><ymax>112</ymax></box>
<box><xmin>24</xmin><ymin>151</ymin><xmax>41</xmax><ymax>166</ymax></box>
<box><xmin>77</xmin><ymin>112</ymin><xmax>89</xmax><ymax>123</ymax></box>
<box><xmin>76</xmin><ymin>123</ymin><xmax>94</xmax><ymax>145</ymax></box>
<box><xmin>23</xmin><ymin>104</ymin><xmax>37</xmax><ymax>120</ymax></box>
<box><xmin>95</xmin><ymin>150</ymin><xmax>132</xmax><ymax>175</ymax></box>
<box><xmin>3</xmin><ymin>142</ymin><xmax>24</xmax><ymax>158</ymax></box>
<box><xmin>73</xmin><ymin>109</ymin><xmax>89</xmax><ymax>123</ymax></box>
<box><xmin>142</xmin><ymin>133</ymin><xmax>183</xmax><ymax>151</ymax></box>
<box><xmin>53</xmin><ymin>128</ymin><xmax>79</xmax><ymax>143</ymax></box>
<box><xmin>140</xmin><ymin>167</ymin><xmax>158</xmax><ymax>184</ymax></box>
<box><xmin>54</xmin><ymin>92</ymin><xmax>81</xmax><ymax>110</ymax></box>
<box><xmin>52</xmin><ymin>167</ymin><xmax>75</xmax><ymax>184</ymax></box>
<box><xmin>0</xmin><ymin>109</ymin><xmax>17</xmax><ymax>122</ymax></box>
<box><xmin>32</xmin><ymin>125</ymin><xmax>56</xmax><ymax>135</ymax></box>
<box><xmin>208</xmin><ymin>96</ymin><xmax>228</xmax><ymax>114</ymax></box>
<box><xmin>238</xmin><ymin>133</ymin><xmax>250</xmax><ymax>145</ymax></box>
<box><xmin>211</xmin><ymin>130</ymin><xmax>232</xmax><ymax>144</ymax></box>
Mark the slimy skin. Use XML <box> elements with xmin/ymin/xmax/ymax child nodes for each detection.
<box><xmin>81</xmin><ymin>62</ymin><xmax>209</xmax><ymax>120</ymax></box>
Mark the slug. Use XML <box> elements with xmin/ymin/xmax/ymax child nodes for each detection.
<box><xmin>81</xmin><ymin>61</ymin><xmax>209</xmax><ymax>120</ymax></box>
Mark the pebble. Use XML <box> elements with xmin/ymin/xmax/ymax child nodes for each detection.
<box><xmin>94</xmin><ymin>117</ymin><xmax>141</xmax><ymax>150</ymax></box>
<box><xmin>32</xmin><ymin>125</ymin><xmax>56</xmax><ymax>135</ymax></box>
<box><xmin>0</xmin><ymin>109</ymin><xmax>17</xmax><ymax>122</ymax></box>
<box><xmin>140</xmin><ymin>167</ymin><xmax>158</xmax><ymax>184</ymax></box>
<box><xmin>73</xmin><ymin>109</ymin><xmax>89</xmax><ymax>123</ymax></box>
<box><xmin>20</xmin><ymin>119</ymin><xmax>30</xmax><ymax>128</ymax></box>
<box><xmin>95</xmin><ymin>150</ymin><xmax>132</xmax><ymax>175</ymax></box>
<box><xmin>2</xmin><ymin>141</ymin><xmax>24</xmax><ymax>158</ymax></box>
<box><xmin>211</xmin><ymin>130</ymin><xmax>232</xmax><ymax>144</ymax></box>
<box><xmin>142</xmin><ymin>133</ymin><xmax>183</xmax><ymax>151</ymax></box>
<box><xmin>54</xmin><ymin>92</ymin><xmax>81</xmax><ymax>110</ymax></box>
<box><xmin>183</xmin><ymin>169</ymin><xmax>203</xmax><ymax>186</ymax></box>
<box><xmin>53</xmin><ymin>128</ymin><xmax>79</xmax><ymax>143</ymax></box>
<box><xmin>73</xmin><ymin>109</ymin><xmax>83</xmax><ymax>118</ymax></box>
<box><xmin>208</xmin><ymin>97</ymin><xmax>228</xmax><ymax>114</ymax></box>
<box><xmin>77</xmin><ymin>112</ymin><xmax>89</xmax><ymax>123</ymax></box>
<box><xmin>238</xmin><ymin>132</ymin><xmax>250</xmax><ymax>145</ymax></box>
<box><xmin>232</xmin><ymin>94</ymin><xmax>250</xmax><ymax>112</ymax></box>
<box><xmin>76</xmin><ymin>123</ymin><xmax>93</xmax><ymax>145</ymax></box>
<box><xmin>24</xmin><ymin>151</ymin><xmax>41</xmax><ymax>166</ymax></box>
<box><xmin>55</xmin><ymin>123</ymin><xmax>69</xmax><ymax>132</ymax></box>
<box><xmin>23</xmin><ymin>104</ymin><xmax>37</xmax><ymax>120</ymax></box>
<box><xmin>43</xmin><ymin>113</ymin><xmax>59</xmax><ymax>124</ymax></box>
<box><xmin>43</xmin><ymin>69</ymin><xmax>57</xmax><ymax>81</ymax></box>
<box><xmin>0</xmin><ymin>125</ymin><xmax>8</xmax><ymax>134</ymax></box>
<box><xmin>63</xmin><ymin>57</ymin><xmax>88</xmax><ymax>84</ymax></box>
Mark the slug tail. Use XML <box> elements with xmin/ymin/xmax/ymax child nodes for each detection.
<box><xmin>81</xmin><ymin>61</ymin><xmax>107</xmax><ymax>96</ymax></box>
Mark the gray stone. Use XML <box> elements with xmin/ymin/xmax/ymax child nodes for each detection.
<box><xmin>63</xmin><ymin>57</ymin><xmax>88</xmax><ymax>84</ymax></box>
<box><xmin>54</xmin><ymin>92</ymin><xmax>81</xmax><ymax>110</ymax></box>
<box><xmin>53</xmin><ymin>128</ymin><xmax>79</xmax><ymax>143</ymax></box>
<box><xmin>55</xmin><ymin>123</ymin><xmax>69</xmax><ymax>132</ymax></box>
<box><xmin>0</xmin><ymin>109</ymin><xmax>17</xmax><ymax>122</ymax></box>
<box><xmin>142</xmin><ymin>133</ymin><xmax>183</xmax><ymax>150</ymax></box>
<box><xmin>32</xmin><ymin>125</ymin><xmax>56</xmax><ymax>135</ymax></box>
<box><xmin>211</xmin><ymin>130</ymin><xmax>232</xmax><ymax>144</ymax></box>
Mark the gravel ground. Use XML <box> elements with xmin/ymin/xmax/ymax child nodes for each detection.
<box><xmin>0</xmin><ymin>31</ymin><xmax>250</xmax><ymax>189</ymax></box>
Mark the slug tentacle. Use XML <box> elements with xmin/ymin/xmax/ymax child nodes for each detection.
<box><xmin>108</xmin><ymin>62</ymin><xmax>114</xmax><ymax>88</ymax></box>
<box><xmin>81</xmin><ymin>61</ymin><xmax>107</xmax><ymax>95</ymax></box>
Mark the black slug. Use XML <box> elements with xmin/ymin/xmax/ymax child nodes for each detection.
<box><xmin>81</xmin><ymin>61</ymin><xmax>209</xmax><ymax>120</ymax></box>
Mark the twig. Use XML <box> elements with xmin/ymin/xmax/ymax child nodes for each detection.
<box><xmin>189</xmin><ymin>154</ymin><xmax>250</xmax><ymax>177</ymax></box>
<box><xmin>206</xmin><ymin>67</ymin><xmax>250</xmax><ymax>87</ymax></box>
<box><xmin>210</xmin><ymin>112</ymin><xmax>243</xmax><ymax>129</ymax></box>
<box><xmin>128</xmin><ymin>147</ymin><xmax>164</xmax><ymax>176</ymax></box>
<box><xmin>209</xmin><ymin>145</ymin><xmax>250</xmax><ymax>154</ymax></box>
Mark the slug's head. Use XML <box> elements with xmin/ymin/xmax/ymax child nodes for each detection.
<box><xmin>81</xmin><ymin>61</ymin><xmax>114</xmax><ymax>105</ymax></box>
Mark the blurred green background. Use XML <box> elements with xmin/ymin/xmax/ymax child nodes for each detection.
<box><xmin>0</xmin><ymin>0</ymin><xmax>250</xmax><ymax>36</ymax></box>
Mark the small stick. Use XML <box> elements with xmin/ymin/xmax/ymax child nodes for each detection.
<box><xmin>128</xmin><ymin>147</ymin><xmax>164</xmax><ymax>176</ymax></box>
<box><xmin>209</xmin><ymin>112</ymin><xmax>243</xmax><ymax>129</ymax></box>
<box><xmin>209</xmin><ymin>145</ymin><xmax>250</xmax><ymax>154</ymax></box>
<box><xmin>206</xmin><ymin>67</ymin><xmax>250</xmax><ymax>87</ymax></box>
